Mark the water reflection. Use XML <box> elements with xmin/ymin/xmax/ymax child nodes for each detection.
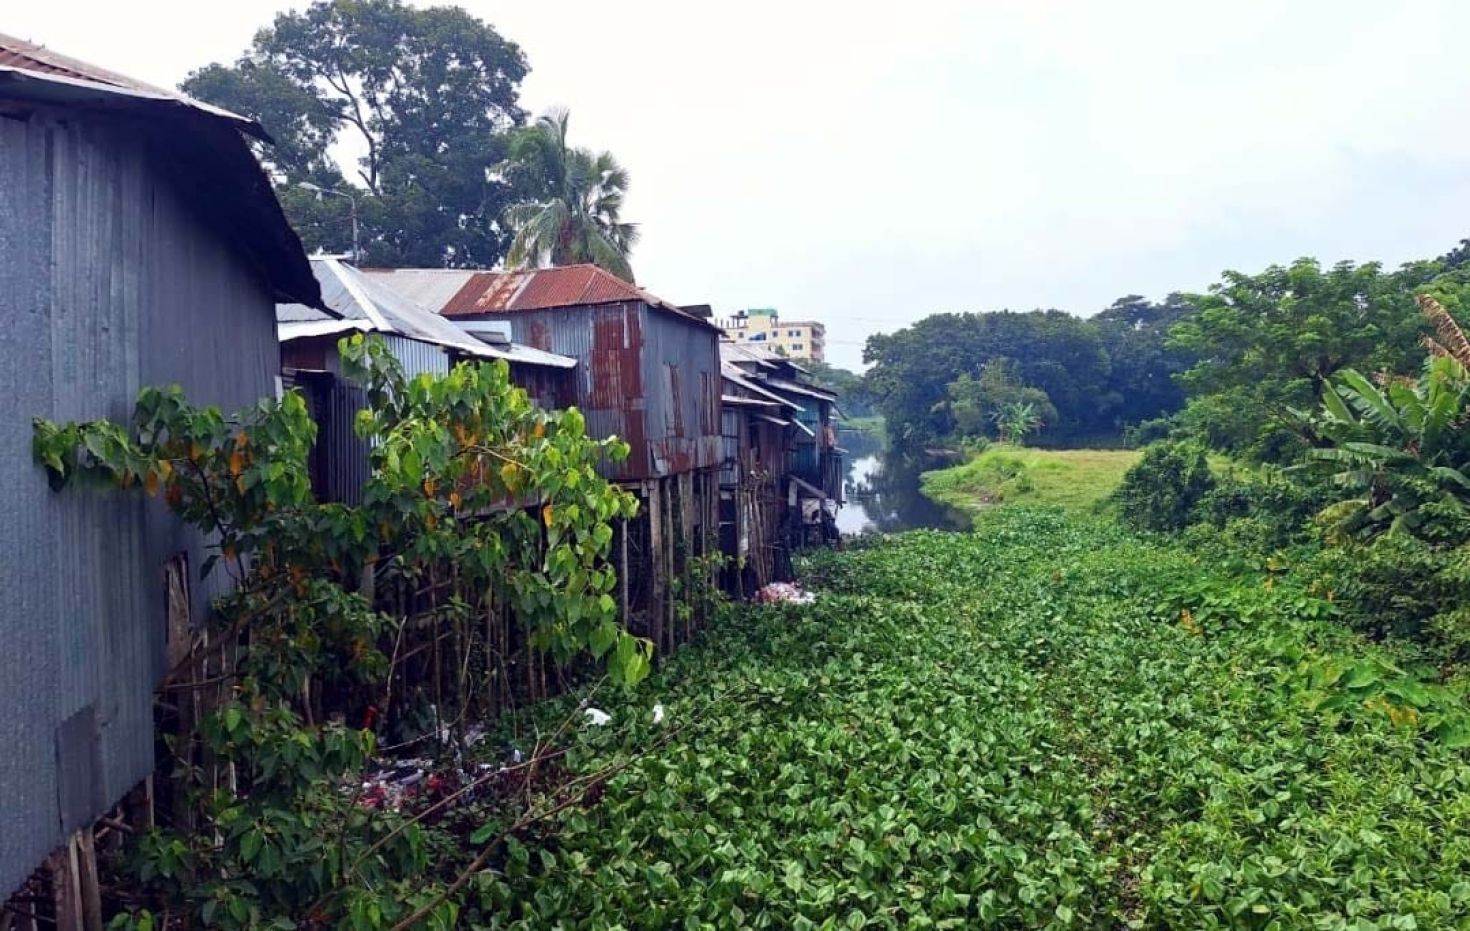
<box><xmin>836</xmin><ymin>431</ymin><xmax>971</xmax><ymax>535</ymax></box>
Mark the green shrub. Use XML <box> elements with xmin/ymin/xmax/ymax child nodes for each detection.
<box><xmin>1191</xmin><ymin>467</ymin><xmax>1332</xmax><ymax>550</ymax></box>
<box><xmin>1304</xmin><ymin>536</ymin><xmax>1470</xmax><ymax>661</ymax></box>
<box><xmin>1116</xmin><ymin>441</ymin><xmax>1214</xmax><ymax>532</ymax></box>
<box><xmin>1122</xmin><ymin>415</ymin><xmax>1174</xmax><ymax>447</ymax></box>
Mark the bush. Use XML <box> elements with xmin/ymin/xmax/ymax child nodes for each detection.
<box><xmin>1122</xmin><ymin>416</ymin><xmax>1174</xmax><ymax>448</ymax></box>
<box><xmin>1116</xmin><ymin>441</ymin><xmax>1214</xmax><ymax>532</ymax></box>
<box><xmin>1190</xmin><ymin>466</ymin><xmax>1333</xmax><ymax>551</ymax></box>
<box><xmin>1304</xmin><ymin>536</ymin><xmax>1470</xmax><ymax>662</ymax></box>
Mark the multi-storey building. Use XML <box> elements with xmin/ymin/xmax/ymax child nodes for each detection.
<box><xmin>717</xmin><ymin>308</ymin><xmax>827</xmax><ymax>362</ymax></box>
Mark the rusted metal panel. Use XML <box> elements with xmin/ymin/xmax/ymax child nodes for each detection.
<box><xmin>443</xmin><ymin>298</ymin><xmax>719</xmax><ymax>483</ymax></box>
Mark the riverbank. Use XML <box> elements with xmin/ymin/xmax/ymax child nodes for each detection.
<box><xmin>483</xmin><ymin>510</ymin><xmax>1470</xmax><ymax>927</ymax></box>
<box><xmin>920</xmin><ymin>445</ymin><xmax>1141</xmax><ymax>514</ymax></box>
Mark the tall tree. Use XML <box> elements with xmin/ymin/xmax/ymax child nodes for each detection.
<box><xmin>501</xmin><ymin>110</ymin><xmax>640</xmax><ymax>281</ymax></box>
<box><xmin>182</xmin><ymin>0</ymin><xmax>528</xmax><ymax>267</ymax></box>
<box><xmin>1093</xmin><ymin>293</ymin><xmax>1196</xmax><ymax>433</ymax></box>
<box><xmin>1168</xmin><ymin>258</ymin><xmax>1435</xmax><ymax>457</ymax></box>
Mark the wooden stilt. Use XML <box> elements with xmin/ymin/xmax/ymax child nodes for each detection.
<box><xmin>48</xmin><ymin>841</ymin><xmax>81</xmax><ymax>931</ymax></box>
<box><xmin>75</xmin><ymin>831</ymin><xmax>101</xmax><ymax>931</ymax></box>
<box><xmin>618</xmin><ymin>517</ymin><xmax>630</xmax><ymax>626</ymax></box>
<box><xmin>648</xmin><ymin>481</ymin><xmax>663</xmax><ymax>653</ymax></box>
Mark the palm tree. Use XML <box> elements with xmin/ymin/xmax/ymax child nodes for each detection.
<box><xmin>501</xmin><ymin>110</ymin><xmax>639</xmax><ymax>281</ymax></box>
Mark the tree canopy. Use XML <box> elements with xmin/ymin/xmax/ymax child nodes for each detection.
<box><xmin>1167</xmin><ymin>258</ymin><xmax>1438</xmax><ymax>456</ymax></box>
<box><xmin>863</xmin><ymin>309</ymin><xmax>1128</xmax><ymax>454</ymax></box>
<box><xmin>183</xmin><ymin>0</ymin><xmax>528</xmax><ymax>267</ymax></box>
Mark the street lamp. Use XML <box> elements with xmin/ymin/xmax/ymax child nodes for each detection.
<box><xmin>298</xmin><ymin>181</ymin><xmax>360</xmax><ymax>264</ymax></box>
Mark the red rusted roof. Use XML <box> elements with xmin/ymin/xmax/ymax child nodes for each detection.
<box><xmin>434</xmin><ymin>264</ymin><xmax>716</xmax><ymax>329</ymax></box>
<box><xmin>0</xmin><ymin>31</ymin><xmax>270</xmax><ymax>141</ymax></box>
<box><xmin>0</xmin><ymin>31</ymin><xmax>177</xmax><ymax>96</ymax></box>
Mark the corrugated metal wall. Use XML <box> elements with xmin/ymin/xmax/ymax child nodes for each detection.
<box><xmin>385</xmin><ymin>333</ymin><xmax>451</xmax><ymax>381</ymax></box>
<box><xmin>0</xmin><ymin>110</ymin><xmax>281</xmax><ymax>896</ymax></box>
<box><xmin>490</xmin><ymin>302</ymin><xmax>719</xmax><ymax>482</ymax></box>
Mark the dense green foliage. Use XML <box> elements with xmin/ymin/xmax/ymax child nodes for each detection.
<box><xmin>1298</xmin><ymin>356</ymin><xmax>1470</xmax><ymax>542</ymax></box>
<box><xmin>35</xmin><ymin>337</ymin><xmax>653</xmax><ymax>928</ymax></box>
<box><xmin>1116</xmin><ymin>441</ymin><xmax>1215</xmax><ymax>533</ymax></box>
<box><xmin>479</xmin><ymin>511</ymin><xmax>1470</xmax><ymax>928</ymax></box>
<box><xmin>863</xmin><ymin>296</ymin><xmax>1193</xmax><ymax>454</ymax></box>
<box><xmin>946</xmin><ymin>358</ymin><xmax>1057</xmax><ymax>443</ymax></box>
<box><xmin>1169</xmin><ymin>258</ymin><xmax>1448</xmax><ymax>459</ymax></box>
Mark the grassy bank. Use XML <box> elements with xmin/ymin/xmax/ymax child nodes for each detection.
<box><xmin>920</xmin><ymin>445</ymin><xmax>1141</xmax><ymax>514</ymax></box>
<box><xmin>480</xmin><ymin>510</ymin><xmax>1470</xmax><ymax>928</ymax></box>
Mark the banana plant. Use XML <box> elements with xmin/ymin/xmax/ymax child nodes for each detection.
<box><xmin>992</xmin><ymin>400</ymin><xmax>1043</xmax><ymax>446</ymax></box>
<box><xmin>1299</xmin><ymin>354</ymin><xmax>1470</xmax><ymax>539</ymax></box>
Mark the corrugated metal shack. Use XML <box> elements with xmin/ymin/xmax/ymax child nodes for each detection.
<box><xmin>0</xmin><ymin>35</ymin><xmax>323</xmax><ymax>901</ymax></box>
<box><xmin>720</xmin><ymin>343</ymin><xmax>845</xmax><ymax>556</ymax></box>
<box><xmin>718</xmin><ymin>361</ymin><xmax>801</xmax><ymax>593</ymax></box>
<box><xmin>278</xmin><ymin>258</ymin><xmax>575</xmax><ymax>503</ymax></box>
<box><xmin>367</xmin><ymin>265</ymin><xmax>723</xmax><ymax>651</ymax></box>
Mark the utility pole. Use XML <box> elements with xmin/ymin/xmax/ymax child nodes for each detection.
<box><xmin>298</xmin><ymin>182</ymin><xmax>360</xmax><ymax>264</ymax></box>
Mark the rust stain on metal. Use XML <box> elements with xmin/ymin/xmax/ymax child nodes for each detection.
<box><xmin>667</xmin><ymin>364</ymin><xmax>685</xmax><ymax>437</ymax></box>
<box><xmin>527</xmin><ymin>321</ymin><xmax>551</xmax><ymax>351</ymax></box>
<box><xmin>425</xmin><ymin>264</ymin><xmax>717</xmax><ymax>329</ymax></box>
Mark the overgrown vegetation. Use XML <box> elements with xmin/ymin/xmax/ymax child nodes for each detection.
<box><xmin>32</xmin><ymin>336</ymin><xmax>702</xmax><ymax>928</ymax></box>
<box><xmin>475</xmin><ymin>511</ymin><xmax>1470</xmax><ymax>928</ymax></box>
<box><xmin>1111</xmin><ymin>291</ymin><xmax>1470</xmax><ymax>664</ymax></box>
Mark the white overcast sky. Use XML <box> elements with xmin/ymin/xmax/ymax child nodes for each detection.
<box><xmin>10</xmin><ymin>1</ymin><xmax>1470</xmax><ymax>368</ymax></box>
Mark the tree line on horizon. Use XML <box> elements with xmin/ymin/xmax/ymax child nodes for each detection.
<box><xmin>863</xmin><ymin>239</ymin><xmax>1470</xmax><ymax>456</ymax></box>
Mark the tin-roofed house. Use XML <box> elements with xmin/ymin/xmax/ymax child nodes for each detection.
<box><xmin>0</xmin><ymin>34</ymin><xmax>323</xmax><ymax>900</ymax></box>
<box><xmin>277</xmin><ymin>257</ymin><xmax>576</xmax><ymax>503</ymax></box>
<box><xmin>367</xmin><ymin>264</ymin><xmax>723</xmax><ymax>653</ymax></box>
<box><xmin>721</xmin><ymin>342</ymin><xmax>845</xmax><ymax>549</ymax></box>
<box><xmin>718</xmin><ymin>358</ymin><xmax>803</xmax><ymax>593</ymax></box>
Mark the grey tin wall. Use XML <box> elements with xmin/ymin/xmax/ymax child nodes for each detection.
<box><xmin>490</xmin><ymin>302</ymin><xmax>720</xmax><ymax>482</ymax></box>
<box><xmin>0</xmin><ymin>110</ymin><xmax>281</xmax><ymax>895</ymax></box>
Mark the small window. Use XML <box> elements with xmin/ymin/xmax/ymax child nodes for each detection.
<box><xmin>792</xmin><ymin>343</ymin><xmax>803</xmax><ymax>351</ymax></box>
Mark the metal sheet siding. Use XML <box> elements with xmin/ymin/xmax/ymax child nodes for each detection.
<box><xmin>0</xmin><ymin>112</ymin><xmax>280</xmax><ymax>896</ymax></box>
<box><xmin>479</xmin><ymin>302</ymin><xmax>719</xmax><ymax>482</ymax></box>
<box><xmin>384</xmin><ymin>333</ymin><xmax>451</xmax><ymax>379</ymax></box>
<box><xmin>643</xmin><ymin>306</ymin><xmax>721</xmax><ymax>476</ymax></box>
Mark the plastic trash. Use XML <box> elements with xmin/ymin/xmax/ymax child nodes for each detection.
<box><xmin>652</xmin><ymin>703</ymin><xmax>666</xmax><ymax>725</ymax></box>
<box><xmin>584</xmin><ymin>707</ymin><xmax>612</xmax><ymax>726</ymax></box>
<box><xmin>755</xmin><ymin>581</ymin><xmax>816</xmax><ymax>604</ymax></box>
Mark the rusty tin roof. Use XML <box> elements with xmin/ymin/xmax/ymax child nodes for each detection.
<box><xmin>364</xmin><ymin>265</ymin><xmax>718</xmax><ymax>330</ymax></box>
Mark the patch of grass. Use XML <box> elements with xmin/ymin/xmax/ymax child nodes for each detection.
<box><xmin>920</xmin><ymin>445</ymin><xmax>1142</xmax><ymax>514</ymax></box>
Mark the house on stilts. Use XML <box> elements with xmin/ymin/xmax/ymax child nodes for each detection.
<box><xmin>366</xmin><ymin>263</ymin><xmax>723</xmax><ymax>651</ymax></box>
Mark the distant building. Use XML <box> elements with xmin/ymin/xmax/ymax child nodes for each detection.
<box><xmin>717</xmin><ymin>308</ymin><xmax>826</xmax><ymax>362</ymax></box>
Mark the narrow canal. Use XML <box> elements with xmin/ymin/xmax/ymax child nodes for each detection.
<box><xmin>835</xmin><ymin>430</ymin><xmax>971</xmax><ymax>535</ymax></box>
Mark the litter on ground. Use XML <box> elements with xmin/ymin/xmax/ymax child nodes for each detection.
<box><xmin>755</xmin><ymin>581</ymin><xmax>816</xmax><ymax>605</ymax></box>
